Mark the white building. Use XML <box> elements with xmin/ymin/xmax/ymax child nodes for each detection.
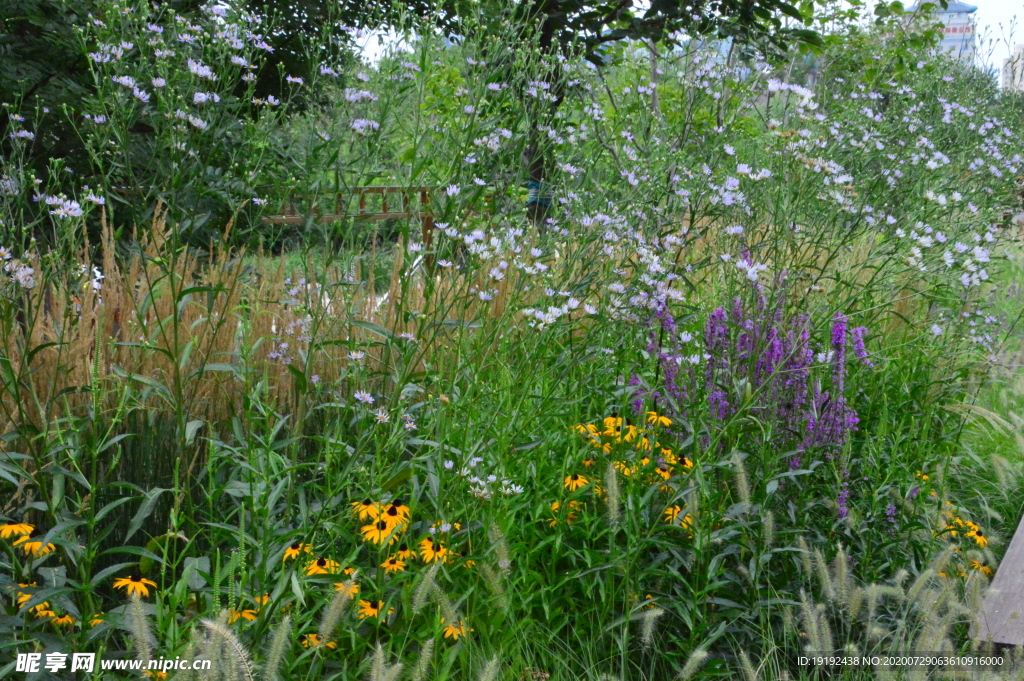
<box><xmin>906</xmin><ymin>1</ymin><xmax>978</xmax><ymax>62</ymax></box>
<box><xmin>1003</xmin><ymin>44</ymin><xmax>1024</xmax><ymax>91</ymax></box>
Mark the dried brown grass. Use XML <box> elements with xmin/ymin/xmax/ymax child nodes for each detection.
<box><xmin>0</xmin><ymin>209</ymin><xmax>571</xmax><ymax>446</ymax></box>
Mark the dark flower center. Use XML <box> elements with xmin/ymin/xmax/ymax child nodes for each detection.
<box><xmin>376</xmin><ymin>520</ymin><xmax>388</xmax><ymax>530</ymax></box>
<box><xmin>361</xmin><ymin>498</ymin><xmax>372</xmax><ymax>506</ymax></box>
<box><xmin>130</xmin><ymin>575</ymin><xmax>142</xmax><ymax>582</ymax></box>
<box><xmin>290</xmin><ymin>543</ymin><xmax>300</xmax><ymax>550</ymax></box>
<box><xmin>386</xmin><ymin>506</ymin><xmax>399</xmax><ymax>517</ymax></box>
<box><xmin>317</xmin><ymin>558</ymin><xmax>327</xmax><ymax>567</ymax></box>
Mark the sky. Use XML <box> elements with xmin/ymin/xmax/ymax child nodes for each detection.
<box><xmin>355</xmin><ymin>1</ymin><xmax>1024</xmax><ymax>75</ymax></box>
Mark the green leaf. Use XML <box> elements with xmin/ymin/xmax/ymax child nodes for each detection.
<box><xmin>100</xmin><ymin>545</ymin><xmax>164</xmax><ymax>565</ymax></box>
<box><xmin>289</xmin><ymin>571</ymin><xmax>306</xmax><ymax>606</ymax></box>
<box><xmin>89</xmin><ymin>562</ymin><xmax>137</xmax><ymax>587</ymax></box>
<box><xmin>350</xmin><ymin>320</ymin><xmax>394</xmax><ymax>340</ymax></box>
<box><xmin>40</xmin><ymin>518</ymin><xmax>87</xmax><ymax>548</ymax></box>
<box><xmin>287</xmin><ymin>364</ymin><xmax>307</xmax><ymax>392</ymax></box>
<box><xmin>125</xmin><ymin>488</ymin><xmax>170</xmax><ymax>543</ymax></box>
<box><xmin>185</xmin><ymin>419</ymin><xmax>204</xmax><ymax>445</ymax></box>
<box><xmin>382</xmin><ymin>467</ymin><xmax>413</xmax><ymax>493</ymax></box>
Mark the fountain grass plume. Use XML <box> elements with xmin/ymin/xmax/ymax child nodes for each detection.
<box><xmin>201</xmin><ymin>614</ymin><xmax>256</xmax><ymax>681</ymax></box>
<box><xmin>639</xmin><ymin>607</ymin><xmax>666</xmax><ymax>648</ymax></box>
<box><xmin>675</xmin><ymin>647</ymin><xmax>709</xmax><ymax>680</ymax></box>
<box><xmin>605</xmin><ymin>461</ymin><xmax>620</xmax><ymax>526</ymax></box>
<box><xmin>412</xmin><ymin>562</ymin><xmax>440</xmax><ymax>615</ymax></box>
<box><xmin>368</xmin><ymin>643</ymin><xmax>403</xmax><ymax>681</ymax></box>
<box><xmin>319</xmin><ymin>585</ymin><xmax>354</xmax><ymax>642</ymax></box>
<box><xmin>410</xmin><ymin>639</ymin><xmax>435</xmax><ymax>681</ymax></box>
<box><xmin>738</xmin><ymin>649</ymin><xmax>760</xmax><ymax>681</ymax></box>
<box><xmin>478</xmin><ymin>658</ymin><xmax>501</xmax><ymax>681</ymax></box>
<box><xmin>263</xmin><ymin>614</ymin><xmax>291</xmax><ymax>681</ymax></box>
<box><xmin>127</xmin><ymin>593</ymin><xmax>153</xmax><ymax>664</ymax></box>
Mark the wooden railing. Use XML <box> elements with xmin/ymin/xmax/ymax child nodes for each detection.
<box><xmin>263</xmin><ymin>185</ymin><xmax>439</xmax><ymax>256</ymax></box>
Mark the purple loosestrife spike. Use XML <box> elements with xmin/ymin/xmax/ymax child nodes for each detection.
<box><xmin>851</xmin><ymin>326</ymin><xmax>874</xmax><ymax>367</ymax></box>
<box><xmin>628</xmin><ymin>374</ymin><xmax>646</xmax><ymax>415</ymax></box>
<box><xmin>704</xmin><ymin>307</ymin><xmax>731</xmax><ymax>422</ymax></box>
<box><xmin>836</xmin><ymin>469</ymin><xmax>851</xmax><ymax>519</ymax></box>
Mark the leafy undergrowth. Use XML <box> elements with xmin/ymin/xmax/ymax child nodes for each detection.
<box><xmin>4</xmin><ymin>1</ymin><xmax>1024</xmax><ymax>679</ymax></box>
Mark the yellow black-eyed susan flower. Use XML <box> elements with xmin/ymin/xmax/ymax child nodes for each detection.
<box><xmin>89</xmin><ymin>613</ymin><xmax>105</xmax><ymax>626</ymax></box>
<box><xmin>385</xmin><ymin>498</ymin><xmax>411</xmax><ymax>519</ymax></box>
<box><xmin>299</xmin><ymin>633</ymin><xmax>336</xmax><ymax>649</ymax></box>
<box><xmin>655</xmin><ymin>463</ymin><xmax>672</xmax><ymax>481</ymax></box>
<box><xmin>51</xmin><ymin>613</ymin><xmax>75</xmax><ymax>627</ymax></box>
<box><xmin>357</xmin><ymin>599</ymin><xmax>393</xmax><ymax>619</ymax></box>
<box><xmin>381</xmin><ymin>556</ymin><xmax>406</xmax><ymax>573</ymax></box>
<box><xmin>142</xmin><ymin>672</ymin><xmax>169</xmax><ymax>680</ymax></box>
<box><xmin>602</xmin><ymin>415</ymin><xmax>623</xmax><ymax>434</ymax></box>
<box><xmin>228</xmin><ymin>609</ymin><xmax>258</xmax><ymax>623</ymax></box>
<box><xmin>419</xmin><ymin>537</ymin><xmax>448</xmax><ymax>563</ymax></box>
<box><xmin>0</xmin><ymin>522</ymin><xmax>34</xmax><ymax>539</ymax></box>
<box><xmin>664</xmin><ymin>505</ymin><xmax>682</xmax><ymax>523</ymax></box>
<box><xmin>564</xmin><ymin>474</ymin><xmax>588</xmax><ymax>491</ymax></box>
<box><xmin>113</xmin><ymin>575</ymin><xmax>157</xmax><ymax>598</ymax></box>
<box><xmin>283</xmin><ymin>543</ymin><xmax>311</xmax><ymax>561</ymax></box>
<box><xmin>582</xmin><ymin>458</ymin><xmax>596</xmax><ymax>468</ymax></box>
<box><xmin>333</xmin><ymin>580</ymin><xmax>360</xmax><ymax>597</ymax></box>
<box><xmin>396</xmin><ymin>543</ymin><xmax>414</xmax><ymax>560</ymax></box>
<box><xmin>970</xmin><ymin>560</ymin><xmax>994</xmax><ymax>577</ymax></box>
<box><xmin>254</xmin><ymin>594</ymin><xmax>270</xmax><ymax>607</ymax></box>
<box><xmin>13</xmin><ymin>585</ymin><xmax>34</xmax><ymax>608</ymax></box>
<box><xmin>967</xmin><ymin>527</ymin><xmax>989</xmax><ymax>548</ymax></box>
<box><xmin>351</xmin><ymin>499</ymin><xmax>381</xmax><ymax>521</ymax></box>
<box><xmin>13</xmin><ymin>584</ymin><xmax>50</xmax><ymax>615</ymax></box>
<box><xmin>613</xmin><ymin>460</ymin><xmax>635</xmax><ymax>477</ymax></box>
<box><xmin>646</xmin><ymin>411</ymin><xmax>672</xmax><ymax>427</ymax></box>
<box><xmin>379</xmin><ymin>504</ymin><xmax>409</xmax><ymax>531</ymax></box>
<box><xmin>14</xmin><ymin>536</ymin><xmax>56</xmax><ymax>558</ymax></box>
<box><xmin>442</xmin><ymin>619</ymin><xmax>472</xmax><ymax>640</ymax></box>
<box><xmin>549</xmin><ymin>500</ymin><xmax>580</xmax><ymax>527</ymax></box>
<box><xmin>361</xmin><ymin>519</ymin><xmax>400</xmax><ymax>545</ymax></box>
<box><xmin>305</xmin><ymin>557</ymin><xmax>340</xmax><ymax>575</ymax></box>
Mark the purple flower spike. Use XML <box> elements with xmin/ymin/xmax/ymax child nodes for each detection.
<box><xmin>851</xmin><ymin>326</ymin><xmax>874</xmax><ymax>367</ymax></box>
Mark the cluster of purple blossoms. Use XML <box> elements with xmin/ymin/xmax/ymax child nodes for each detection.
<box><xmin>639</xmin><ymin>283</ymin><xmax>874</xmax><ymax>470</ymax></box>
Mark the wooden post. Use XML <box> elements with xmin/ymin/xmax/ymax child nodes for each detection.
<box><xmin>420</xmin><ymin>189</ymin><xmax>434</xmax><ymax>271</ymax></box>
<box><xmin>976</xmin><ymin>513</ymin><xmax>1024</xmax><ymax>646</ymax></box>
